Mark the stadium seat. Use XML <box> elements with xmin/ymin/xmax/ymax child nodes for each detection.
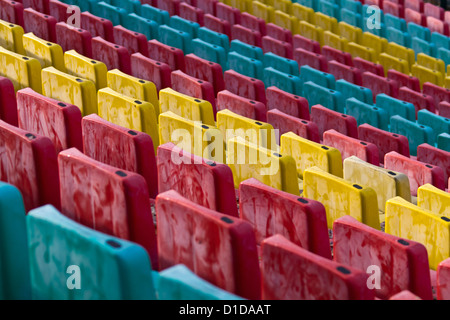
<box><xmin>224</xmin><ymin>69</ymin><xmax>266</xmax><ymax>104</ymax></box>
<box><xmin>386</xmin><ymin>197</ymin><xmax>450</xmax><ymax>271</ymax></box>
<box><xmin>417</xmin><ymin>184</ymin><xmax>450</xmax><ymax>217</ymax></box>
<box><xmin>148</xmin><ymin>39</ymin><xmax>186</xmax><ymax>72</ymax></box>
<box><xmin>27</xmin><ymin>204</ymin><xmax>156</xmax><ymax>299</ymax></box>
<box><xmin>156</xmin><ymin>189</ymin><xmax>260</xmax><ymax>300</ymax></box>
<box><xmin>310</xmin><ymin>104</ymin><xmax>358</xmax><ymax>140</ymax></box>
<box><xmin>390</xmin><ymin>115</ymin><xmax>434</xmax><ymax>156</ymax></box>
<box><xmin>113</xmin><ymin>25</ymin><xmax>149</xmax><ymax>56</ymax></box>
<box><xmin>55</xmin><ymin>22</ymin><xmax>92</xmax><ymax>58</ymax></box>
<box><xmin>375</xmin><ymin>94</ymin><xmax>416</xmax><ymax>122</ymax></box>
<box><xmin>64</xmin><ymin>50</ymin><xmax>107</xmax><ymax>90</ymax></box>
<box><xmin>157</xmin><ymin>142</ymin><xmax>238</xmax><ymax>217</ymax></box>
<box><xmin>303</xmin><ymin>81</ymin><xmax>345</xmax><ymax>113</ymax></box>
<box><xmin>23</xmin><ymin>8</ymin><xmax>56</xmax><ymax>43</ymax></box>
<box><xmin>261</xmin><ymin>235</ymin><xmax>374</xmax><ymax>300</ymax></box>
<box><xmin>266</xmin><ymin>86</ymin><xmax>310</xmax><ymax>120</ymax></box>
<box><xmin>81</xmin><ymin>11</ymin><xmax>114</xmax><ymax>42</ymax></box>
<box><xmin>0</xmin><ymin>76</ymin><xmax>17</xmax><ymax>125</ymax></box>
<box><xmin>267</xmin><ymin>109</ymin><xmax>319</xmax><ymax>143</ymax></box>
<box><xmin>345</xmin><ymin>98</ymin><xmax>389</xmax><ymax>131</ymax></box>
<box><xmin>217</xmin><ymin>90</ymin><xmax>267</xmax><ymax>122</ymax></box>
<box><xmin>91</xmin><ymin>36</ymin><xmax>132</xmax><ymax>74</ymax></box>
<box><xmin>130</xmin><ymin>53</ymin><xmax>172</xmax><ymax>92</ymax></box>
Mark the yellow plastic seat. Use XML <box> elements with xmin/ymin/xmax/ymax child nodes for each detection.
<box><xmin>64</xmin><ymin>50</ymin><xmax>107</xmax><ymax>90</ymax></box>
<box><xmin>0</xmin><ymin>19</ymin><xmax>24</xmax><ymax>54</ymax></box>
<box><xmin>22</xmin><ymin>33</ymin><xmax>64</xmax><ymax>71</ymax></box>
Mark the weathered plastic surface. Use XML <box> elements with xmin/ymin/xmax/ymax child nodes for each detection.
<box><xmin>23</xmin><ymin>7</ymin><xmax>56</xmax><ymax>42</ymax></box>
<box><xmin>303</xmin><ymin>81</ymin><xmax>345</xmax><ymax>113</ymax></box>
<box><xmin>224</xmin><ymin>69</ymin><xmax>266</xmax><ymax>105</ymax></box>
<box><xmin>280</xmin><ymin>131</ymin><xmax>343</xmax><ymax>179</ymax></box>
<box><xmin>390</xmin><ymin>115</ymin><xmax>434</xmax><ymax>156</ymax></box>
<box><xmin>262</xmin><ymin>35</ymin><xmax>293</xmax><ymax>59</ymax></box>
<box><xmin>386</xmin><ymin>197</ymin><xmax>450</xmax><ymax>271</ymax></box>
<box><xmin>107</xmin><ymin>68</ymin><xmax>159</xmax><ymax>118</ymax></box>
<box><xmin>418</xmin><ymin>109</ymin><xmax>450</xmax><ymax>143</ymax></box>
<box><xmin>385</xmin><ymin>151</ymin><xmax>446</xmax><ymax>196</ymax></box>
<box><xmin>294</xmin><ymin>48</ymin><xmax>329</xmax><ymax>73</ymax></box>
<box><xmin>303</xmin><ymin>166</ymin><xmax>380</xmax><ymax>230</ymax></box>
<box><xmin>261</xmin><ymin>235</ymin><xmax>374</xmax><ymax>300</ymax></box>
<box><xmin>17</xmin><ymin>87</ymin><xmax>82</xmax><ymax>153</ymax></box>
<box><xmin>217</xmin><ymin>90</ymin><xmax>266</xmax><ymax>122</ymax></box>
<box><xmin>266</xmin><ymin>86</ymin><xmax>309</xmax><ymax>120</ymax></box>
<box><xmin>217</xmin><ymin>109</ymin><xmax>276</xmax><ymax>150</ymax></box>
<box><xmin>157</xmin><ymin>142</ymin><xmax>237</xmax><ymax>217</ymax></box>
<box><xmin>299</xmin><ymin>65</ymin><xmax>336</xmax><ymax>91</ymax></box>
<box><xmin>231</xmin><ymin>24</ymin><xmax>262</xmax><ymax>47</ymax></box>
<box><xmin>156</xmin><ymin>190</ymin><xmax>261</xmax><ymax>300</ymax></box>
<box><xmin>159</xmin><ymin>111</ymin><xmax>224</xmax><ymax>163</ymax></box>
<box><xmin>311</xmin><ymin>104</ymin><xmax>358</xmax><ymax>141</ymax></box>
<box><xmin>322</xmin><ymin>46</ymin><xmax>353</xmax><ymax>66</ymax></box>
<box><xmin>264</xmin><ymin>67</ymin><xmax>302</xmax><ymax>96</ymax></box>
<box><xmin>358</xmin><ymin>124</ymin><xmax>410</xmax><ymax>164</ymax></box>
<box><xmin>389</xmin><ymin>290</ymin><xmax>422</xmax><ymax>300</ymax></box>
<box><xmin>0</xmin><ymin>182</ymin><xmax>31</xmax><ymax>300</ymax></box>
<box><xmin>0</xmin><ymin>46</ymin><xmax>41</xmax><ymax>93</ymax></box>
<box><xmin>0</xmin><ymin>0</ymin><xmax>24</xmax><ymax>27</ymax></box>
<box><xmin>27</xmin><ymin>205</ymin><xmax>155</xmax><ymax>300</ymax></box>
<box><xmin>387</xmin><ymin>69</ymin><xmax>421</xmax><ymax>92</ymax></box>
<box><xmin>58</xmin><ymin>148</ymin><xmax>158</xmax><ymax>270</ymax></box>
<box><xmin>130</xmin><ymin>52</ymin><xmax>171</xmax><ymax>92</ymax></box>
<box><xmin>267</xmin><ymin>109</ymin><xmax>319</xmax><ymax>143</ymax></box>
<box><xmin>155</xmin><ymin>265</ymin><xmax>243</xmax><ymax>300</ymax></box>
<box><xmin>55</xmin><ymin>22</ymin><xmax>92</xmax><ymax>58</ymax></box>
<box><xmin>399</xmin><ymin>86</ymin><xmax>436</xmax><ymax>116</ymax></box>
<box><xmin>417</xmin><ymin>143</ymin><xmax>450</xmax><ymax>183</ymax></box>
<box><xmin>97</xmin><ymin>87</ymin><xmax>159</xmax><ymax>152</ymax></box>
<box><xmin>64</xmin><ymin>50</ymin><xmax>107</xmax><ymax>90</ymax></box>
<box><xmin>22</xmin><ymin>32</ymin><xmax>64</xmax><ymax>71</ymax></box>
<box><xmin>0</xmin><ymin>19</ymin><xmax>25</xmax><ymax>54</ymax></box>
<box><xmin>293</xmin><ymin>34</ymin><xmax>321</xmax><ymax>54</ymax></box>
<box><xmin>417</xmin><ymin>184</ymin><xmax>450</xmax><ymax>218</ymax></box>
<box><xmin>239</xmin><ymin>178</ymin><xmax>331</xmax><ymax>259</ymax></box>
<box><xmin>353</xmin><ymin>57</ymin><xmax>385</xmax><ymax>76</ymax></box>
<box><xmin>171</xmin><ymin>70</ymin><xmax>216</xmax><ymax>113</ymax></box>
<box><xmin>345</xmin><ymin>98</ymin><xmax>388</xmax><ymax>131</ymax></box>
<box><xmin>185</xmin><ymin>53</ymin><xmax>224</xmax><ymax>96</ymax></box>
<box><xmin>227</xmin><ymin>137</ymin><xmax>299</xmax><ymax>195</ymax></box>
<box><xmin>83</xmin><ymin>114</ymin><xmax>158</xmax><ymax>199</ymax></box>
<box><xmin>81</xmin><ymin>11</ymin><xmax>114</xmax><ymax>43</ymax></box>
<box><xmin>148</xmin><ymin>39</ymin><xmax>185</xmax><ymax>72</ymax></box>
<box><xmin>91</xmin><ymin>36</ymin><xmax>131</xmax><ymax>75</ymax></box>
<box><xmin>333</xmin><ymin>216</ymin><xmax>433</xmax><ymax>300</ymax></box>
<box><xmin>344</xmin><ymin>156</ymin><xmax>411</xmax><ymax>212</ymax></box>
<box><xmin>41</xmin><ymin>66</ymin><xmax>97</xmax><ymax>116</ymax></box>
<box><xmin>328</xmin><ymin>60</ymin><xmax>362</xmax><ymax>86</ymax></box>
<box><xmin>0</xmin><ymin>119</ymin><xmax>60</xmax><ymax>211</ymax></box>
<box><xmin>323</xmin><ymin>129</ymin><xmax>379</xmax><ymax>165</ymax></box>
<box><xmin>361</xmin><ymin>71</ymin><xmax>399</xmax><ymax>100</ymax></box>
<box><xmin>113</xmin><ymin>25</ymin><xmax>148</xmax><ymax>56</ymax></box>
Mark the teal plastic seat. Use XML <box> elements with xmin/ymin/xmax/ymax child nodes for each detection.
<box><xmin>155</xmin><ymin>265</ymin><xmax>244</xmax><ymax>300</ymax></box>
<box><xmin>230</xmin><ymin>40</ymin><xmax>264</xmax><ymax>61</ymax></box>
<box><xmin>106</xmin><ymin>0</ymin><xmax>140</xmax><ymax>15</ymax></box>
<box><xmin>298</xmin><ymin>0</ymin><xmax>317</xmax><ymax>11</ymax></box>
<box><xmin>384</xmin><ymin>13</ymin><xmax>406</xmax><ymax>32</ymax></box>
<box><xmin>0</xmin><ymin>182</ymin><xmax>30</xmax><ymax>300</ymax></box>
<box><xmin>408</xmin><ymin>23</ymin><xmax>431</xmax><ymax>42</ymax></box>
<box><xmin>264</xmin><ymin>67</ymin><xmax>302</xmax><ymax>96</ymax></box>
<box><xmin>303</xmin><ymin>81</ymin><xmax>345</xmax><ymax>113</ymax></box>
<box><xmin>417</xmin><ymin>109</ymin><xmax>450</xmax><ymax>143</ymax></box>
<box><xmin>437</xmin><ymin>47</ymin><xmax>450</xmax><ymax>67</ymax></box>
<box><xmin>169</xmin><ymin>15</ymin><xmax>200</xmax><ymax>38</ymax></box>
<box><xmin>263</xmin><ymin>52</ymin><xmax>299</xmax><ymax>76</ymax></box>
<box><xmin>431</xmin><ymin>32</ymin><xmax>450</xmax><ymax>51</ymax></box>
<box><xmin>123</xmin><ymin>13</ymin><xmax>159</xmax><ymax>40</ymax></box>
<box><xmin>197</xmin><ymin>27</ymin><xmax>229</xmax><ymax>53</ymax></box>
<box><xmin>191</xmin><ymin>38</ymin><xmax>228</xmax><ymax>70</ymax></box>
<box><xmin>336</xmin><ymin>79</ymin><xmax>373</xmax><ymax>104</ymax></box>
<box><xmin>92</xmin><ymin>1</ymin><xmax>128</xmax><ymax>25</ymax></box>
<box><xmin>376</xmin><ymin>94</ymin><xmax>416</xmax><ymax>122</ymax></box>
<box><xmin>228</xmin><ymin>51</ymin><xmax>264</xmax><ymax>80</ymax></box>
<box><xmin>411</xmin><ymin>37</ymin><xmax>436</xmax><ymax>58</ymax></box>
<box><xmin>340</xmin><ymin>8</ymin><xmax>362</xmax><ymax>28</ymax></box>
<box><xmin>300</xmin><ymin>65</ymin><xmax>336</xmax><ymax>91</ymax></box>
<box><xmin>158</xmin><ymin>25</ymin><xmax>192</xmax><ymax>54</ymax></box>
<box><xmin>343</xmin><ymin>0</ymin><xmax>362</xmax><ymax>14</ymax></box>
<box><xmin>141</xmin><ymin>4</ymin><xmax>170</xmax><ymax>25</ymax></box>
<box><xmin>317</xmin><ymin>0</ymin><xmax>339</xmax><ymax>19</ymax></box>
<box><xmin>27</xmin><ymin>205</ymin><xmax>155</xmax><ymax>300</ymax></box>
<box><xmin>390</xmin><ymin>115</ymin><xmax>434</xmax><ymax>156</ymax></box>
<box><xmin>346</xmin><ymin>98</ymin><xmax>389</xmax><ymax>131</ymax></box>
<box><xmin>386</xmin><ymin>27</ymin><xmax>411</xmax><ymax>48</ymax></box>
<box><xmin>438</xmin><ymin>132</ymin><xmax>450</xmax><ymax>152</ymax></box>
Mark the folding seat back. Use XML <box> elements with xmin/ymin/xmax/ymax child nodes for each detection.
<box><xmin>159</xmin><ymin>111</ymin><xmax>224</xmax><ymax>163</ymax></box>
<box><xmin>179</xmin><ymin>2</ymin><xmax>204</xmax><ymax>25</ymax></box>
<box><xmin>336</xmin><ymin>79</ymin><xmax>373</xmax><ymax>104</ymax></box>
<box><xmin>113</xmin><ymin>25</ymin><xmax>149</xmax><ymax>56</ymax></box>
<box><xmin>267</xmin><ymin>109</ymin><xmax>319</xmax><ymax>144</ymax></box>
<box><xmin>55</xmin><ymin>22</ymin><xmax>92</xmax><ymax>58</ymax></box>
<box><xmin>97</xmin><ymin>87</ymin><xmax>159</xmax><ymax>152</ymax></box>
<box><xmin>0</xmin><ymin>0</ymin><xmax>24</xmax><ymax>27</ymax></box>
<box><xmin>203</xmin><ymin>14</ymin><xmax>231</xmax><ymax>37</ymax></box>
<box><xmin>261</xmin><ymin>35</ymin><xmax>293</xmax><ymax>59</ymax></box>
<box><xmin>323</xmin><ymin>30</ymin><xmax>349</xmax><ymax>52</ymax></box>
<box><xmin>231</xmin><ymin>24</ymin><xmax>262</xmax><ymax>47</ymax></box>
<box><xmin>58</xmin><ymin>148</ymin><xmax>158</xmax><ymax>270</ymax></box>
<box><xmin>418</xmin><ymin>184</ymin><xmax>450</xmax><ymax>218</ymax></box>
<box><xmin>17</xmin><ymin>87</ymin><xmax>82</xmax><ymax>153</ymax></box>
<box><xmin>228</xmin><ymin>51</ymin><xmax>264</xmax><ymax>80</ymax></box>
<box><xmin>91</xmin><ymin>36</ymin><xmax>131</xmax><ymax>74</ymax></box>
<box><xmin>311</xmin><ymin>104</ymin><xmax>358</xmax><ymax>140</ymax></box>
<box><xmin>141</xmin><ymin>4</ymin><xmax>170</xmax><ymax>25</ymax></box>
<box><xmin>385</xmin><ymin>151</ymin><xmax>445</xmax><ymax>196</ymax></box>
<box><xmin>293</xmin><ymin>34</ymin><xmax>321</xmax><ymax>54</ymax></box>
<box><xmin>227</xmin><ymin>137</ymin><xmax>299</xmax><ymax>195</ymax></box>
<box><xmin>217</xmin><ymin>90</ymin><xmax>267</xmax><ymax>122</ymax></box>
<box><xmin>191</xmin><ymin>38</ymin><xmax>227</xmax><ymax>70</ymax></box>
<box><xmin>185</xmin><ymin>53</ymin><xmax>224</xmax><ymax>96</ymax></box>
<box><xmin>22</xmin><ymin>32</ymin><xmax>64</xmax><ymax>72</ymax></box>
<box><xmin>378</xmin><ymin>52</ymin><xmax>410</xmax><ymax>75</ymax></box>
<box><xmin>386</xmin><ymin>197</ymin><xmax>450</xmax><ymax>271</ymax></box>
<box><xmin>263</xmin><ymin>67</ymin><xmax>302</xmax><ymax>96</ymax></box>
<box><xmin>390</xmin><ymin>115</ymin><xmax>434</xmax><ymax>156</ymax></box>
<box><xmin>261</xmin><ymin>235</ymin><xmax>374</xmax><ymax>300</ymax></box>
<box><xmin>361</xmin><ymin>71</ymin><xmax>399</xmax><ymax>100</ymax></box>
<box><xmin>303</xmin><ymin>81</ymin><xmax>345</xmax><ymax>113</ymax></box>
<box><xmin>304</xmin><ymin>166</ymin><xmax>380</xmax><ymax>230</ymax></box>
<box><xmin>198</xmin><ymin>27</ymin><xmax>229</xmax><ymax>53</ymax></box>
<box><xmin>416</xmin><ymin>143</ymin><xmax>450</xmax><ymax>183</ymax></box>
<box><xmin>64</xmin><ymin>50</ymin><xmax>107</xmax><ymax>91</ymax></box>
<box><xmin>239</xmin><ymin>178</ymin><xmax>330</xmax><ymax>258</ymax></box>
<box><xmin>0</xmin><ymin>76</ymin><xmax>18</xmax><ymax>126</ymax></box>
<box><xmin>216</xmin><ymin>1</ymin><xmax>241</xmax><ymax>25</ymax></box>
<box><xmin>387</xmin><ymin>69</ymin><xmax>421</xmax><ymax>92</ymax></box>
<box><xmin>83</xmin><ymin>114</ymin><xmax>158</xmax><ymax>199</ymax></box>
<box><xmin>376</xmin><ymin>94</ymin><xmax>415</xmax><ymax>121</ymax></box>
<box><xmin>148</xmin><ymin>39</ymin><xmax>186</xmax><ymax>72</ymax></box>
<box><xmin>338</xmin><ymin>21</ymin><xmax>362</xmax><ymax>43</ymax></box>
<box><xmin>130</xmin><ymin>53</ymin><xmax>171</xmax><ymax>92</ymax></box>
<box><xmin>224</xmin><ymin>69</ymin><xmax>266</xmax><ymax>104</ymax></box>
<box><xmin>240</xmin><ymin>12</ymin><xmax>266</xmax><ymax>35</ymax></box>
<box><xmin>81</xmin><ymin>11</ymin><xmax>114</xmax><ymax>42</ymax></box>
<box><xmin>0</xmin><ymin>19</ymin><xmax>25</xmax><ymax>54</ymax></box>
<box><xmin>333</xmin><ymin>216</ymin><xmax>432</xmax><ymax>300</ymax></box>
<box><xmin>23</xmin><ymin>8</ymin><xmax>56</xmax><ymax>43</ymax></box>
<box><xmin>263</xmin><ymin>52</ymin><xmax>299</xmax><ymax>76</ymax></box>
<box><xmin>280</xmin><ymin>132</ymin><xmax>343</xmax><ymax>179</ymax></box>
<box><xmin>27</xmin><ymin>205</ymin><xmax>155</xmax><ymax>299</ymax></box>
<box><xmin>156</xmin><ymin>190</ymin><xmax>260</xmax><ymax>299</ymax></box>
<box><xmin>352</xmin><ymin>57</ymin><xmax>384</xmax><ymax>76</ymax></box>
<box><xmin>327</xmin><ymin>61</ymin><xmax>362</xmax><ymax>85</ymax></box>
<box><xmin>344</xmin><ymin>156</ymin><xmax>411</xmax><ymax>212</ymax></box>
<box><xmin>157</xmin><ymin>142</ymin><xmax>238</xmax><ymax>217</ymax></box>
<box><xmin>252</xmin><ymin>0</ymin><xmax>274</xmax><ymax>23</ymax></box>
<box><xmin>0</xmin><ymin>119</ymin><xmax>60</xmax><ymax>212</ymax></box>
<box><xmin>229</xmin><ymin>39</ymin><xmax>264</xmax><ymax>61</ymax></box>
<box><xmin>158</xmin><ymin>24</ymin><xmax>192</xmax><ymax>55</ymax></box>
<box><xmin>345</xmin><ymin>98</ymin><xmax>389</xmax><ymax>131</ymax></box>
<box><xmin>266</xmin><ymin>86</ymin><xmax>309</xmax><ymax>120</ymax></box>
